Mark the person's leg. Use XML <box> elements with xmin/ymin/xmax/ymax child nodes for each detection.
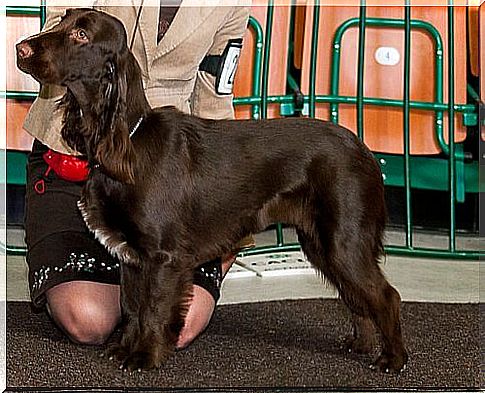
<box><xmin>177</xmin><ymin>235</ymin><xmax>255</xmax><ymax>348</ymax></box>
<box><xmin>25</xmin><ymin>140</ymin><xmax>122</xmax><ymax>344</ymax></box>
<box><xmin>45</xmin><ymin>255</ymin><xmax>235</xmax><ymax>348</ymax></box>
<box><xmin>44</xmin><ymin>260</ymin><xmax>234</xmax><ymax>349</ymax></box>
<box><xmin>46</xmin><ymin>281</ymin><xmax>121</xmax><ymax>345</ymax></box>
<box><xmin>176</xmin><ymin>253</ymin><xmax>235</xmax><ymax>349</ymax></box>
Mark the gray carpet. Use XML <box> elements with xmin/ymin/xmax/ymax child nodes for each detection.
<box><xmin>6</xmin><ymin>299</ymin><xmax>481</xmax><ymax>391</ymax></box>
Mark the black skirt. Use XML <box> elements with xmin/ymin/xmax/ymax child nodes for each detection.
<box><xmin>25</xmin><ymin>140</ymin><xmax>121</xmax><ymax>307</ymax></box>
<box><xmin>25</xmin><ymin>140</ymin><xmax>221</xmax><ymax>308</ymax></box>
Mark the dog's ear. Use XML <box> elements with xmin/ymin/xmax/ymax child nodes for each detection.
<box><xmin>60</xmin><ymin>45</ymin><xmax>140</xmax><ymax>184</ymax></box>
<box><xmin>59</xmin><ymin>90</ymin><xmax>87</xmax><ymax>154</ymax></box>
<box><xmin>95</xmin><ymin>118</ymin><xmax>136</xmax><ymax>184</ymax></box>
<box><xmin>94</xmin><ymin>52</ymin><xmax>136</xmax><ymax>184</ymax></box>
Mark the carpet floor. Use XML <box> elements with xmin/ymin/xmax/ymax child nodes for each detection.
<box><xmin>6</xmin><ymin>299</ymin><xmax>481</xmax><ymax>391</ymax></box>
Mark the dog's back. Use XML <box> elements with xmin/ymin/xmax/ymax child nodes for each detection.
<box><xmin>134</xmin><ymin>107</ymin><xmax>382</xmax><ymax>208</ymax></box>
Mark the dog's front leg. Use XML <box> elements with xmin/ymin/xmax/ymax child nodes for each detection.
<box><xmin>120</xmin><ymin>252</ymin><xmax>193</xmax><ymax>371</ymax></box>
<box><xmin>104</xmin><ymin>262</ymin><xmax>143</xmax><ymax>364</ymax></box>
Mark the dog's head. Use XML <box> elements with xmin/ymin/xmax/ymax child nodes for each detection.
<box><xmin>16</xmin><ymin>9</ymin><xmax>145</xmax><ymax>184</ymax></box>
<box><xmin>16</xmin><ymin>8</ymin><xmax>129</xmax><ymax>86</ymax></box>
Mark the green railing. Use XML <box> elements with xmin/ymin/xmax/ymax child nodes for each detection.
<box><xmin>236</xmin><ymin>2</ymin><xmax>481</xmax><ymax>261</ymax></box>
<box><xmin>5</xmin><ymin>4</ymin><xmax>482</xmax><ymax>260</ymax></box>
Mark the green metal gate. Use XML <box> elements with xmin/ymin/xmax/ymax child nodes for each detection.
<box><xmin>4</xmin><ymin>2</ymin><xmax>483</xmax><ymax>260</ymax></box>
<box><xmin>235</xmin><ymin>1</ymin><xmax>482</xmax><ymax>260</ymax></box>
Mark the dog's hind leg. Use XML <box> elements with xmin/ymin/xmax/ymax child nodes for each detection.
<box><xmin>296</xmin><ymin>229</ymin><xmax>374</xmax><ymax>353</ymax></box>
<box><xmin>297</xmin><ymin>226</ymin><xmax>407</xmax><ymax>373</ymax></box>
<box><xmin>343</xmin><ymin>315</ymin><xmax>377</xmax><ymax>354</ymax></box>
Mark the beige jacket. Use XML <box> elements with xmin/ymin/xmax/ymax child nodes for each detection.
<box><xmin>23</xmin><ymin>0</ymin><xmax>250</xmax><ymax>155</ymax></box>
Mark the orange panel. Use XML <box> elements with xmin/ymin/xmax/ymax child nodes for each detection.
<box><xmin>293</xmin><ymin>5</ymin><xmax>306</xmax><ymax>70</ymax></box>
<box><xmin>7</xmin><ymin>14</ymin><xmax>40</xmax><ymax>151</ymax></box>
<box><xmin>481</xmin><ymin>3</ymin><xmax>484</xmax><ymax>142</ymax></box>
<box><xmin>233</xmin><ymin>4</ymin><xmax>291</xmax><ymax>119</ymax></box>
<box><xmin>481</xmin><ymin>4</ymin><xmax>485</xmax><ymax>100</ymax></box>
<box><xmin>7</xmin><ymin>14</ymin><xmax>41</xmax><ymax>92</ymax></box>
<box><xmin>468</xmin><ymin>7</ymin><xmax>479</xmax><ymax>77</ymax></box>
<box><xmin>300</xmin><ymin>6</ymin><xmax>468</xmax><ymax>155</ymax></box>
<box><xmin>7</xmin><ymin>100</ymin><xmax>34</xmax><ymax>151</ymax></box>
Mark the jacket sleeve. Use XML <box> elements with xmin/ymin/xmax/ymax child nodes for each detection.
<box><xmin>41</xmin><ymin>7</ymin><xmax>66</xmax><ymax>31</ymax></box>
<box><xmin>190</xmin><ymin>5</ymin><xmax>250</xmax><ymax>120</ymax></box>
<box><xmin>42</xmin><ymin>1</ymin><xmax>94</xmax><ymax>31</ymax></box>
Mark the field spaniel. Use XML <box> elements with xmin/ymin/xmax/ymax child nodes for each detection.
<box><xmin>17</xmin><ymin>8</ymin><xmax>407</xmax><ymax>372</ymax></box>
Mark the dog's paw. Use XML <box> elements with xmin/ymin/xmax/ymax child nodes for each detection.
<box><xmin>101</xmin><ymin>343</ymin><xmax>129</xmax><ymax>362</ymax></box>
<box><xmin>344</xmin><ymin>334</ymin><xmax>375</xmax><ymax>354</ymax></box>
<box><xmin>119</xmin><ymin>351</ymin><xmax>160</xmax><ymax>372</ymax></box>
<box><xmin>370</xmin><ymin>351</ymin><xmax>408</xmax><ymax>373</ymax></box>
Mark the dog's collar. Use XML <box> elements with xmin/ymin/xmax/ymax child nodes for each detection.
<box><xmin>129</xmin><ymin>116</ymin><xmax>144</xmax><ymax>138</ymax></box>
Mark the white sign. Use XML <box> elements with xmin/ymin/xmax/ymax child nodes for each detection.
<box><xmin>374</xmin><ymin>46</ymin><xmax>401</xmax><ymax>66</ymax></box>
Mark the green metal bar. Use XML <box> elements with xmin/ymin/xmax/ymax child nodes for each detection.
<box><xmin>237</xmin><ymin>242</ymin><xmax>482</xmax><ymax>260</ymax></box>
<box><xmin>403</xmin><ymin>4</ymin><xmax>413</xmax><ymax>248</ymax></box>
<box><xmin>309</xmin><ymin>0</ymin><xmax>320</xmax><ymax>118</ymax></box>
<box><xmin>3</xmin><ymin>245</ymin><xmax>28</xmax><ymax>256</ymax></box>
<box><xmin>40</xmin><ymin>0</ymin><xmax>46</xmax><ymax>26</ymax></box>
<box><xmin>247</xmin><ymin>16</ymin><xmax>264</xmax><ymax>120</ymax></box>
<box><xmin>286</xmin><ymin>0</ymin><xmax>297</xmax><ymax>103</ymax></box>
<box><xmin>6</xmin><ymin>6</ymin><xmax>41</xmax><ymax>16</ymax></box>
<box><xmin>258</xmin><ymin>2</ymin><xmax>284</xmax><ymax>246</ymax></box>
<box><xmin>312</xmin><ymin>95</ymin><xmax>473</xmax><ymax>112</ymax></box>
<box><xmin>260</xmin><ymin>1</ymin><xmax>274</xmax><ymax>121</ymax></box>
<box><xmin>234</xmin><ymin>94</ymin><xmax>475</xmax><ymax>115</ymax></box>
<box><xmin>466</xmin><ymin>83</ymin><xmax>480</xmax><ymax>102</ymax></box>
<box><xmin>261</xmin><ymin>2</ymin><xmax>284</xmax><ymax>245</ymax></box>
<box><xmin>384</xmin><ymin>245</ymin><xmax>482</xmax><ymax>260</ymax></box>
<box><xmin>447</xmin><ymin>4</ymin><xmax>456</xmax><ymax>252</ymax></box>
<box><xmin>3</xmin><ymin>91</ymin><xmax>38</xmax><ymax>100</ymax></box>
<box><xmin>287</xmin><ymin>73</ymin><xmax>300</xmax><ymax>94</ymax></box>
<box><xmin>234</xmin><ymin>95</ymin><xmax>296</xmax><ymax>106</ymax></box>
<box><xmin>356</xmin><ymin>4</ymin><xmax>366</xmax><ymax>140</ymax></box>
<box><xmin>434</xmin><ymin>32</ymin><xmax>445</xmax><ymax>158</ymax></box>
<box><xmin>329</xmin><ymin>25</ymin><xmax>342</xmax><ymax>124</ymax></box>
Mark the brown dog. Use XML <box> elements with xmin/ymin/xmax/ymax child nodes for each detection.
<box><xmin>17</xmin><ymin>8</ymin><xmax>408</xmax><ymax>372</ymax></box>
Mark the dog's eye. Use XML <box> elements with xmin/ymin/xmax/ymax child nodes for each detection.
<box><xmin>75</xmin><ymin>29</ymin><xmax>88</xmax><ymax>42</ymax></box>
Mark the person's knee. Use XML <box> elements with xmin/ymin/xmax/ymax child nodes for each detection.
<box><xmin>47</xmin><ymin>299</ymin><xmax>118</xmax><ymax>345</ymax></box>
<box><xmin>176</xmin><ymin>326</ymin><xmax>200</xmax><ymax>350</ymax></box>
<box><xmin>46</xmin><ymin>282</ymin><xmax>121</xmax><ymax>345</ymax></box>
<box><xmin>176</xmin><ymin>285</ymin><xmax>215</xmax><ymax>349</ymax></box>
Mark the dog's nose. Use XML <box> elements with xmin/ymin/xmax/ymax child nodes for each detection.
<box><xmin>16</xmin><ymin>42</ymin><xmax>33</xmax><ymax>59</ymax></box>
